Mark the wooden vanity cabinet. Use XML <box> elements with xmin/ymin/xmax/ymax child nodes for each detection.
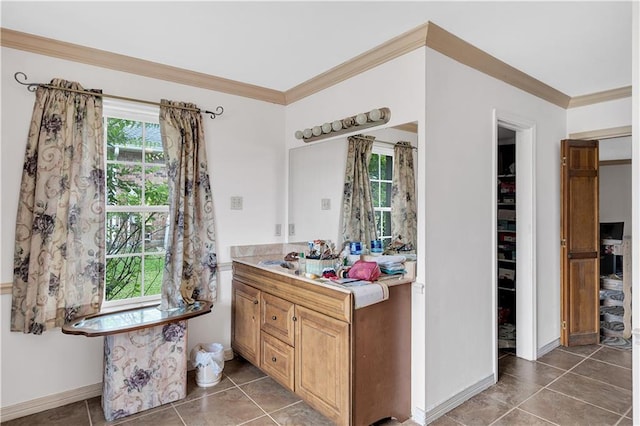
<box><xmin>231</xmin><ymin>261</ymin><xmax>410</xmax><ymax>426</ymax></box>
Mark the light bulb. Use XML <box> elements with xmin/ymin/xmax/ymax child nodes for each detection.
<box><xmin>332</xmin><ymin>120</ymin><xmax>342</xmax><ymax>131</ymax></box>
<box><xmin>295</xmin><ymin>130</ymin><xmax>304</xmax><ymax>139</ymax></box>
<box><xmin>343</xmin><ymin>117</ymin><xmax>354</xmax><ymax>128</ymax></box>
<box><xmin>303</xmin><ymin>128</ymin><xmax>313</xmax><ymax>138</ymax></box>
<box><xmin>312</xmin><ymin>126</ymin><xmax>322</xmax><ymax>136</ymax></box>
<box><xmin>355</xmin><ymin>113</ymin><xmax>367</xmax><ymax>125</ymax></box>
<box><xmin>368</xmin><ymin>108</ymin><xmax>382</xmax><ymax>121</ymax></box>
<box><xmin>322</xmin><ymin>122</ymin><xmax>332</xmax><ymax>133</ymax></box>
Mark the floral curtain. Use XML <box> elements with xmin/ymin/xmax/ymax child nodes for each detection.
<box><xmin>11</xmin><ymin>79</ymin><xmax>105</xmax><ymax>334</ymax></box>
<box><xmin>391</xmin><ymin>141</ymin><xmax>417</xmax><ymax>250</ymax></box>
<box><xmin>159</xmin><ymin>100</ymin><xmax>217</xmax><ymax>309</ymax></box>
<box><xmin>341</xmin><ymin>135</ymin><xmax>377</xmax><ymax>245</ymax></box>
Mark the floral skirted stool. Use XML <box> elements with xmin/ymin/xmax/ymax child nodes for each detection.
<box><xmin>102</xmin><ymin>321</ymin><xmax>187</xmax><ymax>421</ymax></box>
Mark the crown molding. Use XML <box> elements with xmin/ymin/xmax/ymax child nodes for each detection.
<box><xmin>424</xmin><ymin>22</ymin><xmax>571</xmax><ymax>109</ymax></box>
<box><xmin>1</xmin><ymin>26</ymin><xmax>630</xmax><ymax>111</ymax></box>
<box><xmin>284</xmin><ymin>23</ymin><xmax>429</xmax><ymax>104</ymax></box>
<box><xmin>569</xmin><ymin>125</ymin><xmax>632</xmax><ymax>140</ymax></box>
<box><xmin>0</xmin><ymin>28</ymin><xmax>286</xmax><ymax>105</ymax></box>
<box><xmin>393</xmin><ymin>122</ymin><xmax>419</xmax><ymax>133</ymax></box>
<box><xmin>567</xmin><ymin>86</ymin><xmax>633</xmax><ymax>108</ymax></box>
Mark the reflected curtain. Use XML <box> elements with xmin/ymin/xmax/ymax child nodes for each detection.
<box><xmin>159</xmin><ymin>100</ymin><xmax>217</xmax><ymax>309</ymax></box>
<box><xmin>391</xmin><ymin>141</ymin><xmax>417</xmax><ymax>250</ymax></box>
<box><xmin>341</xmin><ymin>135</ymin><xmax>377</xmax><ymax>244</ymax></box>
<box><xmin>11</xmin><ymin>79</ymin><xmax>105</xmax><ymax>334</ymax></box>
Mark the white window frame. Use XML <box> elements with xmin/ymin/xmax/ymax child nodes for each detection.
<box><xmin>102</xmin><ymin>100</ymin><xmax>165</xmax><ymax>312</ymax></box>
<box><xmin>370</xmin><ymin>143</ymin><xmax>394</xmax><ymax>246</ymax></box>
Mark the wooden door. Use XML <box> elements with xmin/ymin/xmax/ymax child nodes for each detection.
<box><xmin>295</xmin><ymin>305</ymin><xmax>349</xmax><ymax>426</ymax></box>
<box><xmin>560</xmin><ymin>139</ymin><xmax>600</xmax><ymax>346</ymax></box>
<box><xmin>231</xmin><ymin>280</ymin><xmax>261</xmax><ymax>364</ymax></box>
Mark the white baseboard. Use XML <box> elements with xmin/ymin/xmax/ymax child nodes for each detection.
<box><xmin>411</xmin><ymin>406</ymin><xmax>426</xmax><ymax>425</ymax></box>
<box><xmin>425</xmin><ymin>374</ymin><xmax>495</xmax><ymax>424</ymax></box>
<box><xmin>537</xmin><ymin>338</ymin><xmax>560</xmax><ymax>358</ymax></box>
<box><xmin>2</xmin><ymin>347</ymin><xmax>236</xmax><ymax>422</ymax></box>
<box><xmin>0</xmin><ymin>382</ymin><xmax>102</xmax><ymax>423</ymax></box>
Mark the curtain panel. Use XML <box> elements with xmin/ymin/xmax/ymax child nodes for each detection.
<box><xmin>391</xmin><ymin>141</ymin><xmax>417</xmax><ymax>250</ymax></box>
<box><xmin>11</xmin><ymin>79</ymin><xmax>105</xmax><ymax>334</ymax></box>
<box><xmin>341</xmin><ymin>135</ymin><xmax>378</xmax><ymax>245</ymax></box>
<box><xmin>159</xmin><ymin>100</ymin><xmax>217</xmax><ymax>309</ymax></box>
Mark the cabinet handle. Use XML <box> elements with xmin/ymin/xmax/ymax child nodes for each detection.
<box><xmin>292</xmin><ymin>316</ymin><xmax>297</xmax><ymax>322</ymax></box>
<box><xmin>271</xmin><ymin>356</ymin><xmax>277</xmax><ymax>362</ymax></box>
<box><xmin>271</xmin><ymin>315</ymin><xmax>277</xmax><ymax>320</ymax></box>
<box><xmin>253</xmin><ymin>300</ymin><xmax>259</xmax><ymax>305</ymax></box>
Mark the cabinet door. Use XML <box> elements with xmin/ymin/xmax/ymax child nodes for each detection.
<box><xmin>295</xmin><ymin>305</ymin><xmax>349</xmax><ymax>426</ymax></box>
<box><xmin>231</xmin><ymin>280</ymin><xmax>261</xmax><ymax>365</ymax></box>
<box><xmin>261</xmin><ymin>293</ymin><xmax>295</xmax><ymax>346</ymax></box>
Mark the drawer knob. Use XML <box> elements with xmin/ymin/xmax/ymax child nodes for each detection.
<box><xmin>272</xmin><ymin>356</ymin><xmax>277</xmax><ymax>362</ymax></box>
<box><xmin>292</xmin><ymin>316</ymin><xmax>297</xmax><ymax>322</ymax></box>
<box><xmin>272</xmin><ymin>315</ymin><xmax>277</xmax><ymax>320</ymax></box>
<box><xmin>253</xmin><ymin>300</ymin><xmax>259</xmax><ymax>305</ymax></box>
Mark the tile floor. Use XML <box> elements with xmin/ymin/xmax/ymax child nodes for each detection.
<box><xmin>431</xmin><ymin>344</ymin><xmax>633</xmax><ymax>426</ymax></box>
<box><xmin>2</xmin><ymin>344</ymin><xmax>632</xmax><ymax>426</ymax></box>
<box><xmin>1</xmin><ymin>356</ymin><xmax>417</xmax><ymax>426</ymax></box>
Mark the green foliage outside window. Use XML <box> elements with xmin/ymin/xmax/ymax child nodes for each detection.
<box><xmin>105</xmin><ymin>118</ymin><xmax>168</xmax><ymax>302</ymax></box>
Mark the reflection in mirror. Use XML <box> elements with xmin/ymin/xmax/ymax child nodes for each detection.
<box><xmin>288</xmin><ymin>122</ymin><xmax>418</xmax><ymax>253</ymax></box>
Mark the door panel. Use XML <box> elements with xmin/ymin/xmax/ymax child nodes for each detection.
<box><xmin>561</xmin><ymin>139</ymin><xmax>599</xmax><ymax>346</ymax></box>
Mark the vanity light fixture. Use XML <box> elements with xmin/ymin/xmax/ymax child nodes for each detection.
<box><xmin>294</xmin><ymin>107</ymin><xmax>391</xmax><ymax>143</ymax></box>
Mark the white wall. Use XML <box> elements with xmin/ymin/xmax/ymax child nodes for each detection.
<box><xmin>424</xmin><ymin>48</ymin><xmax>567</xmax><ymax>412</ymax></box>
<box><xmin>285</xmin><ymin>48</ymin><xmax>428</xmax><ymax>419</ymax></box>
<box><xmin>1</xmin><ymin>47</ymin><xmax>285</xmax><ymax>409</ymax></box>
<box><xmin>600</xmin><ymin>164</ymin><xmax>632</xmax><ymax>237</ymax></box>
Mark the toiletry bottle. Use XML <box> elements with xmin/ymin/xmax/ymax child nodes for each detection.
<box><xmin>298</xmin><ymin>252</ymin><xmax>306</xmax><ymax>274</ymax></box>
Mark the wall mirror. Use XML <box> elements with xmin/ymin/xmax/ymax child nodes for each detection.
<box><xmin>288</xmin><ymin>122</ymin><xmax>418</xmax><ymax>252</ymax></box>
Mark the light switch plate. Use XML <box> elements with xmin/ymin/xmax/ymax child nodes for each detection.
<box><xmin>289</xmin><ymin>223</ymin><xmax>295</xmax><ymax>236</ymax></box>
<box><xmin>230</xmin><ymin>196</ymin><xmax>243</xmax><ymax>210</ymax></box>
<box><xmin>275</xmin><ymin>224</ymin><xmax>282</xmax><ymax>236</ymax></box>
<box><xmin>321</xmin><ymin>198</ymin><xmax>331</xmax><ymax>210</ymax></box>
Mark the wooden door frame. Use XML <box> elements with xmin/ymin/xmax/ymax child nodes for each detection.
<box><xmin>492</xmin><ymin>110</ymin><xmax>537</xmax><ymax>382</ymax></box>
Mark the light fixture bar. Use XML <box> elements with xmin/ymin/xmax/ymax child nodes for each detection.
<box><xmin>295</xmin><ymin>107</ymin><xmax>391</xmax><ymax>143</ymax></box>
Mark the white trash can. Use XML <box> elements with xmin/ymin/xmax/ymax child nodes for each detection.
<box><xmin>190</xmin><ymin>343</ymin><xmax>225</xmax><ymax>387</ymax></box>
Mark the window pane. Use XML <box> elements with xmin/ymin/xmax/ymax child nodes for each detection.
<box><xmin>382</xmin><ymin>182</ymin><xmax>392</xmax><ymax>207</ymax></box>
<box><xmin>106</xmin><ymin>256</ymin><xmax>142</xmax><ymax>301</ymax></box>
<box><xmin>107</xmin><ymin>118</ymin><xmax>143</xmax><ymax>162</ymax></box>
<box><xmin>145</xmin><ymin>212</ymin><xmax>168</xmax><ymax>252</ymax></box>
<box><xmin>107</xmin><ymin>164</ymin><xmax>142</xmax><ymax>206</ymax></box>
<box><xmin>143</xmin><ymin>255</ymin><xmax>164</xmax><ymax>296</ymax></box>
<box><xmin>106</xmin><ymin>212</ymin><xmax>142</xmax><ymax>255</ymax></box>
<box><xmin>371</xmin><ymin>182</ymin><xmax>380</xmax><ymax>207</ymax></box>
<box><xmin>375</xmin><ymin>210</ymin><xmax>382</xmax><ymax>236</ymax></box>
<box><xmin>381</xmin><ymin>155</ymin><xmax>393</xmax><ymax>180</ymax></box>
<box><xmin>145</xmin><ymin>166</ymin><xmax>169</xmax><ymax>205</ymax></box>
<box><xmin>144</xmin><ymin>123</ymin><xmax>165</xmax><ymax>164</ymax></box>
<box><xmin>382</xmin><ymin>211</ymin><xmax>391</xmax><ymax>237</ymax></box>
<box><xmin>369</xmin><ymin>154</ymin><xmax>379</xmax><ymax>179</ymax></box>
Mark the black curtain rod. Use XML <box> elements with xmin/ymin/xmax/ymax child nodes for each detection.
<box><xmin>14</xmin><ymin>72</ymin><xmax>224</xmax><ymax>120</ymax></box>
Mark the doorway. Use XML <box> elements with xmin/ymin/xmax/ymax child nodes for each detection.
<box><xmin>493</xmin><ymin>110</ymin><xmax>537</xmax><ymax>381</ymax></box>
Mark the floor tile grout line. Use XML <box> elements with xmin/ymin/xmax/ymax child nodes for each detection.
<box><xmin>85</xmin><ymin>399</ymin><xmax>93</xmax><ymax>426</ymax></box>
<box><xmin>552</xmin><ymin>368</ymin><xmax>633</xmax><ymax>394</ymax></box>
<box><xmin>543</xmin><ymin>387</ymin><xmax>631</xmax><ymax>418</ymax></box>
<box><xmin>234</xmin><ymin>380</ymin><xmax>281</xmax><ymax>425</ymax></box>
<box><xmin>170</xmin><ymin>404</ymin><xmax>188</xmax><ymax>426</ymax></box>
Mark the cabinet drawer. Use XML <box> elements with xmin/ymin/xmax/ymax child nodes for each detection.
<box><xmin>261</xmin><ymin>293</ymin><xmax>295</xmax><ymax>346</ymax></box>
<box><xmin>260</xmin><ymin>332</ymin><xmax>294</xmax><ymax>391</ymax></box>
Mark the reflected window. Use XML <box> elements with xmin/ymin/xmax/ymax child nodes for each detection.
<box><xmin>369</xmin><ymin>145</ymin><xmax>393</xmax><ymax>248</ymax></box>
<box><xmin>105</xmin><ymin>104</ymin><xmax>167</xmax><ymax>305</ymax></box>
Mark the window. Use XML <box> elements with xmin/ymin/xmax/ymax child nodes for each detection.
<box><xmin>369</xmin><ymin>145</ymin><xmax>393</xmax><ymax>248</ymax></box>
<box><xmin>104</xmin><ymin>102</ymin><xmax>168</xmax><ymax>307</ymax></box>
